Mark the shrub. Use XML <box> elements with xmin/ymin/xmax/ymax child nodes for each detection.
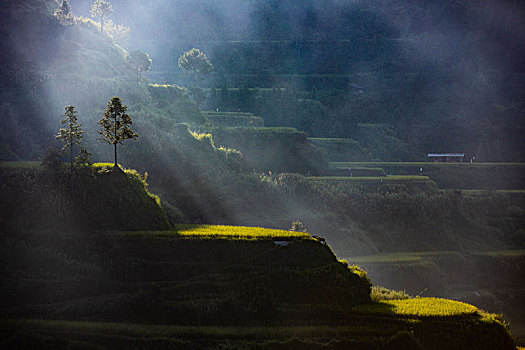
<box><xmin>371</xmin><ymin>286</ymin><xmax>411</xmax><ymax>302</ymax></box>
<box><xmin>290</xmin><ymin>221</ymin><xmax>307</xmax><ymax>232</ymax></box>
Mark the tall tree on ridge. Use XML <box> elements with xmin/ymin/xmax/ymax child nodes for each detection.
<box><xmin>56</xmin><ymin>105</ymin><xmax>83</xmax><ymax>173</ymax></box>
<box><xmin>98</xmin><ymin>97</ymin><xmax>138</xmax><ymax>169</ymax></box>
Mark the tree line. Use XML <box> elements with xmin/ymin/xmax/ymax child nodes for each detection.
<box><xmin>55</xmin><ymin>97</ymin><xmax>137</xmax><ymax>172</ymax></box>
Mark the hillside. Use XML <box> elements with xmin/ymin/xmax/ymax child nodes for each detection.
<box><xmin>5</xmin><ymin>0</ymin><xmax>524</xmax><ymax>163</ymax></box>
<box><xmin>1</xmin><ymin>0</ymin><xmax>524</xmax><ymax>347</ymax></box>
<box><xmin>210</xmin><ymin>126</ymin><xmax>327</xmax><ymax>174</ymax></box>
<box><xmin>0</xmin><ymin>164</ymin><xmax>519</xmax><ymax>348</ymax></box>
<box><xmin>0</xmin><ymin>162</ymin><xmax>171</xmax><ymax>231</ymax></box>
<box><xmin>0</xmin><ymin>224</ymin><xmax>516</xmax><ymax>349</ymax></box>
<box><xmin>88</xmin><ymin>0</ymin><xmax>525</xmax><ymax>162</ymax></box>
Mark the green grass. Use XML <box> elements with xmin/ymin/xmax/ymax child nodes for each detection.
<box><xmin>340</xmin><ymin>167</ymin><xmax>386</xmax><ymax>175</ymax></box>
<box><xmin>349</xmin><ymin>254</ymin><xmax>424</xmax><ymax>264</ymax></box>
<box><xmin>331</xmin><ymin>162</ymin><xmax>525</xmax><ymax>168</ymax></box>
<box><xmin>461</xmin><ymin>190</ymin><xmax>525</xmax><ymax>194</ymax></box>
<box><xmin>209</xmin><ymin>40</ymin><xmax>351</xmax><ymax>44</ymax></box>
<box><xmin>310</xmin><ymin>138</ymin><xmax>359</xmax><ymax>143</ymax></box>
<box><xmin>203</xmin><ymin>111</ymin><xmax>255</xmax><ymax>116</ymax></box>
<box><xmin>0</xmin><ymin>161</ymin><xmax>40</xmax><ymax>168</ymax></box>
<box><xmin>224</xmin><ymin>126</ymin><xmax>301</xmax><ymax>133</ymax></box>
<box><xmin>306</xmin><ymin>175</ymin><xmax>438</xmax><ymax>193</ymax></box>
<box><xmin>345</xmin><ymin>250</ymin><xmax>525</xmax><ymax>264</ymax></box>
<box><xmin>353</xmin><ymin>297</ymin><xmax>478</xmax><ymax>318</ymax></box>
<box><xmin>202</xmin><ymin>87</ymin><xmax>287</xmax><ymax>92</ymax></box>
<box><xmin>481</xmin><ymin>249</ymin><xmax>525</xmax><ymax>257</ymax></box>
<box><xmin>203</xmin><ymin>112</ymin><xmax>265</xmax><ymax>127</ymax></box>
<box><xmin>0</xmin><ymin>319</ymin><xmax>391</xmax><ymax>338</ymax></box>
<box><xmin>0</xmin><ymin>162</ymin><xmax>138</xmax><ymax>171</ymax></box>
<box><xmin>92</xmin><ymin>162</ymin><xmax>122</xmax><ymax>168</ymax></box>
<box><xmin>90</xmin><ymin>163</ymin><xmax>162</xmax><ymax>207</ymax></box>
<box><xmin>371</xmin><ymin>286</ymin><xmax>411</xmax><ymax>301</ymax></box>
<box><xmin>346</xmin><ymin>251</ymin><xmax>459</xmax><ymax>264</ymax></box>
<box><xmin>329</xmin><ymin>162</ymin><xmax>525</xmax><ymax>190</ymax></box>
<box><xmin>307</xmin><ymin>175</ymin><xmax>430</xmax><ymax>182</ymax></box>
<box><xmin>123</xmin><ymin>224</ymin><xmax>311</xmax><ymax>240</ymax></box>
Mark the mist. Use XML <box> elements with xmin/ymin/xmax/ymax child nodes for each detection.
<box><xmin>3</xmin><ymin>0</ymin><xmax>523</xmax><ymax>161</ymax></box>
<box><xmin>63</xmin><ymin>0</ymin><xmax>525</xmax><ymax>161</ymax></box>
<box><xmin>1</xmin><ymin>0</ymin><xmax>525</xmax><ymax>345</ymax></box>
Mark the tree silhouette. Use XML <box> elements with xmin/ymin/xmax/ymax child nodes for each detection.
<box><xmin>127</xmin><ymin>50</ymin><xmax>152</xmax><ymax>84</ymax></box>
<box><xmin>54</xmin><ymin>0</ymin><xmax>74</xmax><ymax>25</ymax></box>
<box><xmin>98</xmin><ymin>97</ymin><xmax>138</xmax><ymax>168</ymax></box>
<box><xmin>178</xmin><ymin>48</ymin><xmax>213</xmax><ymax>87</ymax></box>
<box><xmin>56</xmin><ymin>105</ymin><xmax>83</xmax><ymax>173</ymax></box>
<box><xmin>90</xmin><ymin>0</ymin><xmax>113</xmax><ymax>34</ymax></box>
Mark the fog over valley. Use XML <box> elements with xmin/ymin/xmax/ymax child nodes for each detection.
<box><xmin>1</xmin><ymin>0</ymin><xmax>524</xmax><ymax>348</ymax></box>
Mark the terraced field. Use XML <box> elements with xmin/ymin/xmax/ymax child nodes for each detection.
<box><xmin>203</xmin><ymin>111</ymin><xmax>264</xmax><ymax>127</ymax></box>
<box><xmin>124</xmin><ymin>224</ymin><xmax>311</xmax><ymax>240</ymax></box>
<box><xmin>0</xmin><ymin>223</ymin><xmax>517</xmax><ymax>349</ymax></box>
<box><xmin>345</xmin><ymin>250</ymin><xmax>525</xmax><ymax>347</ymax></box>
<box><xmin>353</xmin><ymin>297</ymin><xmax>478</xmax><ymax>317</ymax></box>
<box><xmin>308</xmin><ymin>175</ymin><xmax>431</xmax><ymax>182</ymax></box>
<box><xmin>331</xmin><ymin>162</ymin><xmax>525</xmax><ymax>168</ymax></box>
<box><xmin>0</xmin><ymin>299</ymin><xmax>513</xmax><ymax>349</ymax></box>
<box><xmin>328</xmin><ymin>162</ymin><xmax>525</xmax><ymax>190</ymax></box>
<box><xmin>306</xmin><ymin>175</ymin><xmax>438</xmax><ymax>193</ymax></box>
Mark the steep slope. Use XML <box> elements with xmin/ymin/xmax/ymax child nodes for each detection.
<box><xmin>0</xmin><ymin>163</ymin><xmax>171</xmax><ymax>231</ymax></box>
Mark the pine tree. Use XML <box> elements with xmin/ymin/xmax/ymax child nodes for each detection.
<box><xmin>56</xmin><ymin>105</ymin><xmax>83</xmax><ymax>173</ymax></box>
<box><xmin>98</xmin><ymin>97</ymin><xmax>138</xmax><ymax>168</ymax></box>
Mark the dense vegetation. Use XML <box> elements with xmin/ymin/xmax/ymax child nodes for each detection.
<box><xmin>208</xmin><ymin>126</ymin><xmax>327</xmax><ymax>173</ymax></box>
<box><xmin>3</xmin><ymin>0</ymin><xmax>525</xmax><ymax>163</ymax></box>
<box><xmin>116</xmin><ymin>0</ymin><xmax>524</xmax><ymax>162</ymax></box>
<box><xmin>0</xmin><ymin>222</ymin><xmax>515</xmax><ymax>349</ymax></box>
<box><xmin>0</xmin><ymin>162</ymin><xmax>170</xmax><ymax>231</ymax></box>
<box><xmin>1</xmin><ymin>0</ymin><xmax>524</xmax><ymax>347</ymax></box>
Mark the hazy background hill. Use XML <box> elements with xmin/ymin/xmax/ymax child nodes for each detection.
<box><xmin>2</xmin><ymin>0</ymin><xmax>524</xmax><ymax>162</ymax></box>
<box><xmin>65</xmin><ymin>0</ymin><xmax>525</xmax><ymax>162</ymax></box>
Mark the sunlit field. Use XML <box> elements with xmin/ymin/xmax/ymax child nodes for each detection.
<box><xmin>93</xmin><ymin>162</ymin><xmax>122</xmax><ymax>168</ymax></box>
<box><xmin>353</xmin><ymin>297</ymin><xmax>478</xmax><ymax>317</ymax></box>
<box><xmin>124</xmin><ymin>224</ymin><xmax>311</xmax><ymax>240</ymax></box>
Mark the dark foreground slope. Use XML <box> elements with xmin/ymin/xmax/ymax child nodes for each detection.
<box><xmin>0</xmin><ymin>229</ymin><xmax>369</xmax><ymax>325</ymax></box>
<box><xmin>0</xmin><ymin>164</ymin><xmax>517</xmax><ymax>349</ymax></box>
<box><xmin>0</xmin><ymin>162</ymin><xmax>171</xmax><ymax>232</ymax></box>
<box><xmin>0</xmin><ymin>225</ymin><xmax>516</xmax><ymax>349</ymax></box>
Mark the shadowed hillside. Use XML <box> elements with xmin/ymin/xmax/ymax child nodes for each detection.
<box><xmin>1</xmin><ymin>0</ymin><xmax>523</xmax><ymax>348</ymax></box>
